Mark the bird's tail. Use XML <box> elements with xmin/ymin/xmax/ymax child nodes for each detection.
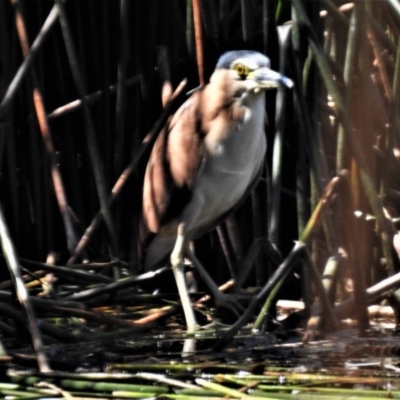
<box><xmin>142</xmin><ymin>232</ymin><xmax>176</xmax><ymax>271</ymax></box>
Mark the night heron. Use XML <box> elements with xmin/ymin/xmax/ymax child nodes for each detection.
<box><xmin>141</xmin><ymin>50</ymin><xmax>293</xmax><ymax>333</ymax></box>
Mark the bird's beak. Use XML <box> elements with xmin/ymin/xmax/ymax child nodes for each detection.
<box><xmin>249</xmin><ymin>67</ymin><xmax>293</xmax><ymax>90</ymax></box>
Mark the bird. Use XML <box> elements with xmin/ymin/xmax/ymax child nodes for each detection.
<box><xmin>140</xmin><ymin>50</ymin><xmax>293</xmax><ymax>333</ymax></box>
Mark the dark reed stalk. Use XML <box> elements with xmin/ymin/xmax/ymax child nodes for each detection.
<box><xmin>290</xmin><ymin>12</ymin><xmax>323</xmax><ymax>223</ymax></box>
<box><xmin>0</xmin><ymin>302</ymin><xmax>78</xmax><ymax>343</ymax></box>
<box><xmin>17</xmin><ymin>257</ymin><xmax>125</xmax><ymax>271</ymax></box>
<box><xmin>216</xmin><ymin>225</ymin><xmax>236</xmax><ymax>279</ymax></box>
<box><xmin>101</xmin><ymin>0</ymin><xmax>112</xmax><ymax>191</ymax></box>
<box><xmin>394</xmin><ymin>47</ymin><xmax>400</xmax><ymax>93</ymax></box>
<box><xmin>292</xmin><ymin>0</ymin><xmax>395</xmax><ymax>280</ymax></box>
<box><xmin>215</xmin><ymin>241</ymin><xmax>305</xmax><ymax>350</ymax></box>
<box><xmin>131</xmin><ymin>3</ymin><xmax>142</xmax><ymax>154</ymax></box>
<box><xmin>368</xmin><ymin>30</ymin><xmax>392</xmax><ymax>103</ymax></box>
<box><xmin>33</xmin><ymin>90</ymin><xmax>79</xmax><ymax>252</ymax></box>
<box><xmin>167</xmin><ymin>0</ymin><xmax>189</xmax><ymax>63</ymax></box>
<box><xmin>224</xmin><ymin>216</ymin><xmax>244</xmax><ymax>268</ymax></box>
<box><xmin>334</xmin><ymin>270</ymin><xmax>400</xmax><ymax>321</ymax></box>
<box><xmin>52</xmin><ymin>36</ymin><xmax>85</xmax><ymax>221</ymax></box>
<box><xmin>321</xmin><ymin>0</ymin><xmax>349</xmax><ymax>26</ymax></box>
<box><xmin>231</xmin><ymin>238</ymin><xmax>269</xmax><ymax>293</ymax></box>
<box><xmin>0</xmin><ymin>3</ymin><xmax>8</xmax><ymax>189</ymax></box>
<box><xmin>219</xmin><ymin>0</ymin><xmax>229</xmax><ymax>44</ymax></box>
<box><xmin>67</xmin><ymin>80</ymin><xmax>187</xmax><ymax>264</ymax></box>
<box><xmin>158</xmin><ymin>46</ymin><xmax>173</xmax><ymax>107</ymax></box>
<box><xmin>63</xmin><ymin>267</ymin><xmax>170</xmax><ymax>302</ymax></box>
<box><xmin>291</xmin><ymin>8</ymin><xmax>331</xmax><ymax>185</ymax></box>
<box><xmin>0</xmin><ymin>5</ymin><xmax>58</xmax><ymax>119</ymax></box>
<box><xmin>0</xmin><ymin>270</ymin><xmax>45</xmax><ymax>290</ymax></box>
<box><xmin>320</xmin><ymin>252</ymin><xmax>342</xmax><ymax>304</ymax></box>
<box><xmin>185</xmin><ymin>245</ymin><xmax>242</xmax><ymax>315</ymax></box>
<box><xmin>0</xmin><ymin>340</ymin><xmax>8</xmax><ymax>358</ymax></box>
<box><xmin>269</xmin><ymin>24</ymin><xmax>292</xmax><ymax>247</ymax></box>
<box><xmin>186</xmin><ymin>0</ymin><xmax>193</xmax><ymax>58</ymax></box>
<box><xmin>113</xmin><ymin>0</ymin><xmax>129</xmax><ymax>179</ymax></box>
<box><xmin>27</xmin><ymin>92</ymin><xmax>44</xmax><ymax>257</ymax></box>
<box><xmin>391</xmin><ymin>37</ymin><xmax>400</xmax><ymax>145</ymax></box>
<box><xmin>348</xmin><ymin>216</ymin><xmax>371</xmax><ymax>332</ymax></box>
<box><xmin>192</xmin><ymin>0</ymin><xmax>204</xmax><ymax>85</ymax></box>
<box><xmin>24</xmin><ymin>262</ymin><xmax>113</xmax><ymax>284</ymax></box>
<box><xmin>55</xmin><ymin>0</ymin><xmax>119</xmax><ymax>260</ymax></box>
<box><xmin>44</xmin><ymin>306</ymin><xmax>152</xmax><ymax>328</ymax></box>
<box><xmin>351</xmin><ymin>3</ymin><xmax>370</xmax><ymax>330</ymax></box>
<box><xmin>11</xmin><ymin>0</ymin><xmax>78</xmax><ymax>254</ymax></box>
<box><xmin>47</xmin><ymin>76</ymin><xmax>140</xmax><ymax>120</ymax></box>
<box><xmin>303</xmin><ymin>249</ymin><xmax>340</xmax><ymax>340</ymax></box>
<box><xmin>199</xmin><ymin>0</ymin><xmax>218</xmax><ymax>45</ymax></box>
<box><xmin>110</xmin><ymin>0</ymin><xmax>130</xmax><ymax>279</ymax></box>
<box><xmin>254</xmin><ymin>174</ymin><xmax>345</xmax><ymax>331</ymax></box>
<box><xmin>335</xmin><ymin>5</ymin><xmax>370</xmax><ymax>331</ymax></box>
<box><xmin>251</xmin><ymin>191</ymin><xmax>264</xmax><ymax>286</ymax></box>
<box><xmin>5</xmin><ymin>112</ymin><xmax>19</xmax><ymax>240</ymax></box>
<box><xmin>262</xmin><ymin>0</ymin><xmax>271</xmax><ymax>55</ymax></box>
<box><xmin>240</xmin><ymin>0</ymin><xmax>250</xmax><ymax>43</ymax></box>
<box><xmin>0</xmin><ymin>290</ymin><xmax>82</xmax><ymax>310</ymax></box>
<box><xmin>0</xmin><ymin>205</ymin><xmax>50</xmax><ymax>371</ymax></box>
<box><xmin>291</xmin><ymin>10</ymin><xmax>331</xmax><ymax>315</ymax></box>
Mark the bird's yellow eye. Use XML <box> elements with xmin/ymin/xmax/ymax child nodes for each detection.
<box><xmin>234</xmin><ymin>63</ymin><xmax>249</xmax><ymax>79</ymax></box>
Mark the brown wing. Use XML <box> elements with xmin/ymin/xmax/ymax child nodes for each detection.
<box><xmin>140</xmin><ymin>91</ymin><xmax>205</xmax><ymax>241</ymax></box>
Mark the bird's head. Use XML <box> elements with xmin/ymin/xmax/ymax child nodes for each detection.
<box><xmin>214</xmin><ymin>50</ymin><xmax>293</xmax><ymax>94</ymax></box>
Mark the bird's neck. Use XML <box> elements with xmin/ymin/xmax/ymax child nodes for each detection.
<box><xmin>200</xmin><ymin>74</ymin><xmax>266</xmax><ymax>163</ymax></box>
<box><xmin>201</xmin><ymin>71</ymin><xmax>266</xmax><ymax>131</ymax></box>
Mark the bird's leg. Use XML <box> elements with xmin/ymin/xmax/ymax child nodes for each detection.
<box><xmin>170</xmin><ymin>222</ymin><xmax>199</xmax><ymax>334</ymax></box>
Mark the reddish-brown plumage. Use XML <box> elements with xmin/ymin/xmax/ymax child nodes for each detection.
<box><xmin>141</xmin><ymin>70</ymin><xmax>248</xmax><ymax>248</ymax></box>
<box><xmin>141</xmin><ymin>91</ymin><xmax>203</xmax><ymax>238</ymax></box>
